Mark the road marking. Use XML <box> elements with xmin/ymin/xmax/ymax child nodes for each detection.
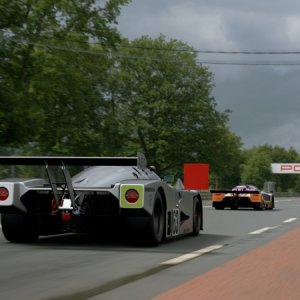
<box><xmin>161</xmin><ymin>245</ymin><xmax>223</xmax><ymax>265</ymax></box>
<box><xmin>249</xmin><ymin>226</ymin><xmax>278</xmax><ymax>235</ymax></box>
<box><xmin>283</xmin><ymin>218</ymin><xmax>298</xmax><ymax>223</ymax></box>
<box><xmin>276</xmin><ymin>199</ymin><xmax>295</xmax><ymax>203</ymax></box>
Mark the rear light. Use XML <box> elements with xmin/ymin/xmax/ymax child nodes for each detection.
<box><xmin>0</xmin><ymin>187</ymin><xmax>9</xmax><ymax>201</ymax></box>
<box><xmin>125</xmin><ymin>189</ymin><xmax>139</xmax><ymax>203</ymax></box>
<box><xmin>251</xmin><ymin>194</ymin><xmax>261</xmax><ymax>200</ymax></box>
<box><xmin>62</xmin><ymin>211</ymin><xmax>71</xmax><ymax>221</ymax></box>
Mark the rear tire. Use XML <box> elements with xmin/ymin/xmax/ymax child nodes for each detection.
<box><xmin>128</xmin><ymin>192</ymin><xmax>165</xmax><ymax>246</ymax></box>
<box><xmin>147</xmin><ymin>192</ymin><xmax>165</xmax><ymax>246</ymax></box>
<box><xmin>253</xmin><ymin>203</ymin><xmax>262</xmax><ymax>210</ymax></box>
<box><xmin>192</xmin><ymin>198</ymin><xmax>202</xmax><ymax>236</ymax></box>
<box><xmin>1</xmin><ymin>214</ymin><xmax>39</xmax><ymax>243</ymax></box>
<box><xmin>214</xmin><ymin>203</ymin><xmax>224</xmax><ymax>210</ymax></box>
<box><xmin>270</xmin><ymin>197</ymin><xmax>275</xmax><ymax>210</ymax></box>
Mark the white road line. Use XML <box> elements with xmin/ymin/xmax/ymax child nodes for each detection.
<box><xmin>276</xmin><ymin>199</ymin><xmax>295</xmax><ymax>203</ymax></box>
<box><xmin>161</xmin><ymin>244</ymin><xmax>223</xmax><ymax>265</ymax></box>
<box><xmin>283</xmin><ymin>218</ymin><xmax>298</xmax><ymax>223</ymax></box>
<box><xmin>248</xmin><ymin>226</ymin><xmax>278</xmax><ymax>235</ymax></box>
<box><xmin>194</xmin><ymin>244</ymin><xmax>224</xmax><ymax>254</ymax></box>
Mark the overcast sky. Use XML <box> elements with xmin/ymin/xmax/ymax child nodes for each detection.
<box><xmin>117</xmin><ymin>0</ymin><xmax>300</xmax><ymax>152</ymax></box>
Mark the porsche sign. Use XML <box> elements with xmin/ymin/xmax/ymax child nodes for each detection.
<box><xmin>271</xmin><ymin>163</ymin><xmax>300</xmax><ymax>174</ymax></box>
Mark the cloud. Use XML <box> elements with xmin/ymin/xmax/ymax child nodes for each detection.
<box><xmin>118</xmin><ymin>1</ymin><xmax>300</xmax><ymax>152</ymax></box>
<box><xmin>213</xmin><ymin>66</ymin><xmax>300</xmax><ymax>149</ymax></box>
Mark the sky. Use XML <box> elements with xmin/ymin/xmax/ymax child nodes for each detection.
<box><xmin>117</xmin><ymin>0</ymin><xmax>300</xmax><ymax>152</ymax></box>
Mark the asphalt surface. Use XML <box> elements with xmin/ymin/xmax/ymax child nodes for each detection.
<box><xmin>0</xmin><ymin>198</ymin><xmax>299</xmax><ymax>299</ymax></box>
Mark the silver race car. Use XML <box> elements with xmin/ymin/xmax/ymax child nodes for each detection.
<box><xmin>0</xmin><ymin>153</ymin><xmax>203</xmax><ymax>246</ymax></box>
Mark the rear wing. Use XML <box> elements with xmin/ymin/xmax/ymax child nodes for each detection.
<box><xmin>0</xmin><ymin>152</ymin><xmax>147</xmax><ymax>168</ymax></box>
<box><xmin>0</xmin><ymin>153</ymin><xmax>147</xmax><ymax>210</ymax></box>
<box><xmin>210</xmin><ymin>190</ymin><xmax>260</xmax><ymax>194</ymax></box>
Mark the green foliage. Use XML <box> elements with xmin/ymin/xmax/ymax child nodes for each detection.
<box><xmin>209</xmin><ymin>127</ymin><xmax>242</xmax><ymax>188</ymax></box>
<box><xmin>105</xmin><ymin>35</ymin><xmax>240</xmax><ymax>180</ymax></box>
<box><xmin>0</xmin><ymin>0</ymin><xmax>130</xmax><ymax>153</ymax></box>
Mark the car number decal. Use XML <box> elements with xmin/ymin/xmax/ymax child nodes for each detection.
<box><xmin>172</xmin><ymin>208</ymin><xmax>180</xmax><ymax>236</ymax></box>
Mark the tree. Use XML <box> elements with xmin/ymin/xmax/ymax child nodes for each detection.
<box><xmin>209</xmin><ymin>126</ymin><xmax>242</xmax><ymax>188</ymax></box>
<box><xmin>0</xmin><ymin>0</ymin><xmax>130</xmax><ymax>154</ymax></box>
<box><xmin>104</xmin><ymin>35</ymin><xmax>238</xmax><ymax>179</ymax></box>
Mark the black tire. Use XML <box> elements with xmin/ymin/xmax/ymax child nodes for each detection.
<box><xmin>127</xmin><ymin>192</ymin><xmax>165</xmax><ymax>247</ymax></box>
<box><xmin>147</xmin><ymin>192</ymin><xmax>165</xmax><ymax>246</ymax></box>
<box><xmin>214</xmin><ymin>203</ymin><xmax>224</xmax><ymax>210</ymax></box>
<box><xmin>192</xmin><ymin>198</ymin><xmax>202</xmax><ymax>236</ymax></box>
<box><xmin>253</xmin><ymin>203</ymin><xmax>262</xmax><ymax>210</ymax></box>
<box><xmin>271</xmin><ymin>197</ymin><xmax>275</xmax><ymax>210</ymax></box>
<box><xmin>1</xmin><ymin>214</ymin><xmax>39</xmax><ymax>243</ymax></box>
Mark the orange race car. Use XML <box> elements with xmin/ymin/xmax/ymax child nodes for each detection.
<box><xmin>210</xmin><ymin>184</ymin><xmax>274</xmax><ymax>210</ymax></box>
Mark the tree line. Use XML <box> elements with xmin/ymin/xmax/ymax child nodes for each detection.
<box><xmin>1</xmin><ymin>0</ymin><xmax>299</xmax><ymax>191</ymax></box>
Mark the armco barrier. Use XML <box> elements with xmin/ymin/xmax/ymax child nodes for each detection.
<box><xmin>274</xmin><ymin>192</ymin><xmax>300</xmax><ymax>197</ymax></box>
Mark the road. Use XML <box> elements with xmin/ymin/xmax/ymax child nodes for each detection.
<box><xmin>0</xmin><ymin>197</ymin><xmax>299</xmax><ymax>300</ymax></box>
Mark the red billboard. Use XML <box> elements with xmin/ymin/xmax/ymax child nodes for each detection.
<box><xmin>184</xmin><ymin>163</ymin><xmax>209</xmax><ymax>190</ymax></box>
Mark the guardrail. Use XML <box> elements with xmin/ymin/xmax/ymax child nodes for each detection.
<box><xmin>274</xmin><ymin>192</ymin><xmax>300</xmax><ymax>197</ymax></box>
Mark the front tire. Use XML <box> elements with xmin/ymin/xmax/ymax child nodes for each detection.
<box><xmin>1</xmin><ymin>214</ymin><xmax>39</xmax><ymax>243</ymax></box>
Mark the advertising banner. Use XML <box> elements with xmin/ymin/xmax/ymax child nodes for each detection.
<box><xmin>271</xmin><ymin>163</ymin><xmax>300</xmax><ymax>174</ymax></box>
<box><xmin>184</xmin><ymin>163</ymin><xmax>209</xmax><ymax>190</ymax></box>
